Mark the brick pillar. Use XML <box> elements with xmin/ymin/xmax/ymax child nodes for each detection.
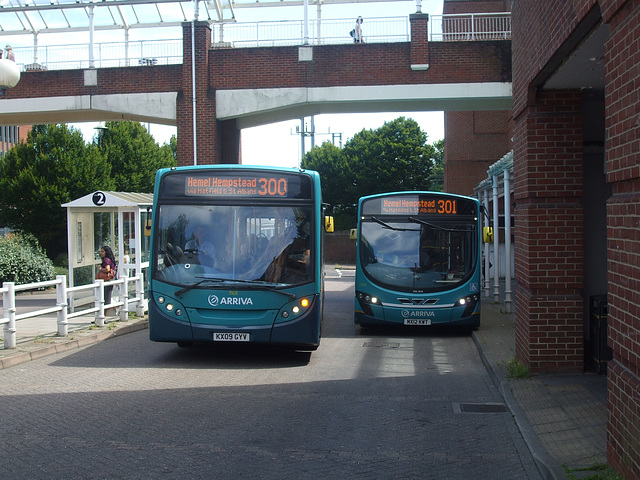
<box><xmin>409</xmin><ymin>13</ymin><xmax>429</xmax><ymax>70</ymax></box>
<box><xmin>603</xmin><ymin>2</ymin><xmax>640</xmax><ymax>475</ymax></box>
<box><xmin>178</xmin><ymin>21</ymin><xmax>214</xmax><ymax>166</ymax></box>
<box><xmin>218</xmin><ymin>119</ymin><xmax>241</xmax><ymax>164</ymax></box>
<box><xmin>513</xmin><ymin>90</ymin><xmax>585</xmax><ymax>372</ymax></box>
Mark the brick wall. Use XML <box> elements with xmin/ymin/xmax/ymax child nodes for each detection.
<box><xmin>512</xmin><ymin>90</ymin><xmax>585</xmax><ymax>372</ymax></box>
<box><xmin>6</xmin><ymin>65</ymin><xmax>182</xmax><ymax>98</ymax></box>
<box><xmin>208</xmin><ymin>41</ymin><xmax>511</xmax><ymax>90</ymax></box>
<box><xmin>325</xmin><ymin>231</ymin><xmax>357</xmax><ymax>264</ymax></box>
<box><xmin>443</xmin><ymin>0</ymin><xmax>510</xmax><ymax>15</ymax></box>
<box><xmin>441</xmin><ymin>0</ymin><xmax>513</xmax><ymax>197</ymax></box>
<box><xmin>444</xmin><ymin>110</ymin><xmax>512</xmax><ymax>196</ymax></box>
<box><xmin>601</xmin><ymin>0</ymin><xmax>640</xmax><ymax>468</ymax></box>
<box><xmin>512</xmin><ymin>0</ymin><xmax>640</xmax><ymax>476</ymax></box>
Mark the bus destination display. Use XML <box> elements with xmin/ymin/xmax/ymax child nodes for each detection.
<box><xmin>363</xmin><ymin>195</ymin><xmax>476</xmax><ymax>216</ymax></box>
<box><xmin>185</xmin><ymin>174</ymin><xmax>288</xmax><ymax>198</ymax></box>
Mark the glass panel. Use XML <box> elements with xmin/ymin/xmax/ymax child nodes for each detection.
<box><xmin>360</xmin><ymin>219</ymin><xmax>476</xmax><ymax>293</ymax></box>
<box><xmin>140</xmin><ymin>210</ymin><xmax>151</xmax><ymax>263</ymax></box>
<box><xmin>153</xmin><ymin>204</ymin><xmax>313</xmax><ymax>287</ymax></box>
<box><xmin>122</xmin><ymin>211</ymin><xmax>135</xmax><ymax>264</ymax></box>
<box><xmin>72</xmin><ymin>265</ymin><xmax>94</xmax><ymax>287</ymax></box>
<box><xmin>94</xmin><ymin>212</ymin><xmax>113</xmax><ymax>260</ymax></box>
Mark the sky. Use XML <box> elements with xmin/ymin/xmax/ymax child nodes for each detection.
<box><xmin>69</xmin><ymin>0</ymin><xmax>445</xmax><ymax>168</ymax></box>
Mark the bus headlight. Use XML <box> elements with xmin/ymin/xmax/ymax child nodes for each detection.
<box><xmin>280</xmin><ymin>297</ymin><xmax>313</xmax><ymax>319</ymax></box>
<box><xmin>457</xmin><ymin>294</ymin><xmax>479</xmax><ymax>306</ymax></box>
<box><xmin>356</xmin><ymin>291</ymin><xmax>380</xmax><ymax>316</ymax></box>
<box><xmin>457</xmin><ymin>294</ymin><xmax>480</xmax><ymax>317</ymax></box>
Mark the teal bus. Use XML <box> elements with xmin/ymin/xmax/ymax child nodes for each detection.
<box><xmin>148</xmin><ymin>165</ymin><xmax>333</xmax><ymax>350</ymax></box>
<box><xmin>353</xmin><ymin>191</ymin><xmax>482</xmax><ymax>330</ymax></box>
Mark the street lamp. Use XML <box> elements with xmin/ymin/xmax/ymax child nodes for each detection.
<box><xmin>94</xmin><ymin>122</ymin><xmax>109</xmax><ymax>144</ymax></box>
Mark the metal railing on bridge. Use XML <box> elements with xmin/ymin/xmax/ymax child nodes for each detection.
<box><xmin>10</xmin><ymin>13</ymin><xmax>510</xmax><ymax>72</ymax></box>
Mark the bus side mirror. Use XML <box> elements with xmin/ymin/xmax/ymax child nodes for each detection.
<box><xmin>144</xmin><ymin>219</ymin><xmax>152</xmax><ymax>237</ymax></box>
<box><xmin>483</xmin><ymin>227</ymin><xmax>493</xmax><ymax>243</ymax></box>
<box><xmin>325</xmin><ymin>216</ymin><xmax>334</xmax><ymax>233</ymax></box>
<box><xmin>349</xmin><ymin>228</ymin><xmax>358</xmax><ymax>240</ymax></box>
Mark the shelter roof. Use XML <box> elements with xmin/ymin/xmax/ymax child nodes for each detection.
<box><xmin>62</xmin><ymin>191</ymin><xmax>153</xmax><ymax>208</ymax></box>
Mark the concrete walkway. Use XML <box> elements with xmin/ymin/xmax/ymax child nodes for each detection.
<box><xmin>1</xmin><ymin>277</ymin><xmax>607</xmax><ymax>480</ymax></box>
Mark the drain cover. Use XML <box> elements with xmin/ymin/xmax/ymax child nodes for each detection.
<box><xmin>454</xmin><ymin>403</ymin><xmax>508</xmax><ymax>414</ymax></box>
<box><xmin>362</xmin><ymin>342</ymin><xmax>400</xmax><ymax>348</ymax></box>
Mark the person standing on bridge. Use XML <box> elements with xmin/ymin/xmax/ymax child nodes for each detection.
<box><xmin>353</xmin><ymin>16</ymin><xmax>364</xmax><ymax>43</ymax></box>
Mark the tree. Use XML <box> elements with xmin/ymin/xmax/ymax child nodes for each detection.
<box><xmin>301</xmin><ymin>140</ymin><xmax>352</xmax><ymax>205</ymax></box>
<box><xmin>302</xmin><ymin>117</ymin><xmax>439</xmax><ymax>229</ymax></box>
<box><xmin>301</xmin><ymin>140</ymin><xmax>357</xmax><ymax>230</ymax></box>
<box><xmin>97</xmin><ymin>121</ymin><xmax>176</xmax><ymax>192</ymax></box>
<box><xmin>430</xmin><ymin>139</ymin><xmax>444</xmax><ymax>192</ymax></box>
<box><xmin>0</xmin><ymin>124</ymin><xmax>114</xmax><ymax>258</ymax></box>
<box><xmin>344</xmin><ymin>117</ymin><xmax>435</xmax><ymax>199</ymax></box>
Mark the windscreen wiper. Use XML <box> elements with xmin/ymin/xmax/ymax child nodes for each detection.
<box><xmin>174</xmin><ymin>278</ymin><xmax>223</xmax><ymax>297</ymax></box>
<box><xmin>371</xmin><ymin>216</ymin><xmax>419</xmax><ymax>232</ymax></box>
<box><xmin>408</xmin><ymin>217</ymin><xmax>473</xmax><ymax>233</ymax></box>
<box><xmin>175</xmin><ymin>276</ymin><xmax>296</xmax><ymax>299</ymax></box>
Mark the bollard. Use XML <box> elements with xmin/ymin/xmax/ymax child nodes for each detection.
<box><xmin>135</xmin><ymin>273</ymin><xmax>145</xmax><ymax>317</ymax></box>
<box><xmin>120</xmin><ymin>272</ymin><xmax>129</xmax><ymax>321</ymax></box>
<box><xmin>56</xmin><ymin>275</ymin><xmax>68</xmax><ymax>336</ymax></box>
<box><xmin>95</xmin><ymin>279</ymin><xmax>105</xmax><ymax>327</ymax></box>
<box><xmin>3</xmin><ymin>282</ymin><xmax>16</xmax><ymax>349</ymax></box>
<box><xmin>119</xmin><ymin>270</ymin><xmax>129</xmax><ymax>322</ymax></box>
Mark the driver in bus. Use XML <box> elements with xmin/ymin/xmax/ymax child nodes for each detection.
<box><xmin>185</xmin><ymin>223</ymin><xmax>216</xmax><ymax>267</ymax></box>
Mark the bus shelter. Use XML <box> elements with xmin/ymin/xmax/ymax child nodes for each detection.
<box><xmin>61</xmin><ymin>191</ymin><xmax>153</xmax><ymax>304</ymax></box>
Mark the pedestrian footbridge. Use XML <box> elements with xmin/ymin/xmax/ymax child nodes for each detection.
<box><xmin>0</xmin><ymin>9</ymin><xmax>512</xmax><ymax>165</ymax></box>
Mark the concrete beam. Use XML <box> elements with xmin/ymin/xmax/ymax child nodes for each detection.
<box><xmin>216</xmin><ymin>82</ymin><xmax>513</xmax><ymax>129</ymax></box>
<box><xmin>0</xmin><ymin>92</ymin><xmax>177</xmax><ymax>126</ymax></box>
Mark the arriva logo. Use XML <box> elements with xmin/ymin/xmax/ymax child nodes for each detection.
<box><xmin>401</xmin><ymin>309</ymin><xmax>435</xmax><ymax>317</ymax></box>
<box><xmin>208</xmin><ymin>295</ymin><xmax>253</xmax><ymax>307</ymax></box>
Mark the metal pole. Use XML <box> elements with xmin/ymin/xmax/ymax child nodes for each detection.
<box><xmin>300</xmin><ymin>118</ymin><xmax>305</xmax><ymax>158</ymax></box>
<box><xmin>33</xmin><ymin>32</ymin><xmax>39</xmax><ymax>65</ymax></box>
<box><xmin>192</xmin><ymin>0</ymin><xmax>198</xmax><ymax>165</ymax></box>
<box><xmin>303</xmin><ymin>0</ymin><xmax>309</xmax><ymax>44</ymax></box>
<box><xmin>482</xmin><ymin>188</ymin><xmax>491</xmax><ymax>298</ymax></box>
<box><xmin>317</xmin><ymin>1</ymin><xmax>322</xmax><ymax>44</ymax></box>
<box><xmin>88</xmin><ymin>3</ymin><xmax>95</xmax><ymax>68</ymax></box>
<box><xmin>492</xmin><ymin>174</ymin><xmax>500</xmax><ymax>302</ymax></box>
<box><xmin>503</xmin><ymin>169</ymin><xmax>512</xmax><ymax>313</ymax></box>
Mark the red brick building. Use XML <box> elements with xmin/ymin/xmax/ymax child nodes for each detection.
<box><xmin>509</xmin><ymin>0</ymin><xmax>639</xmax><ymax>477</ymax></box>
<box><xmin>443</xmin><ymin>0</ymin><xmax>513</xmax><ymax>195</ymax></box>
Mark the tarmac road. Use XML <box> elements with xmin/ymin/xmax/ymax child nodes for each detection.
<box><xmin>0</xmin><ymin>276</ymin><xmax>542</xmax><ymax>480</ymax></box>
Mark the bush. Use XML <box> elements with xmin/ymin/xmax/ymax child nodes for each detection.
<box><xmin>0</xmin><ymin>232</ymin><xmax>56</xmax><ymax>285</ymax></box>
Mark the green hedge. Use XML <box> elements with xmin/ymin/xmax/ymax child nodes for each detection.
<box><xmin>0</xmin><ymin>232</ymin><xmax>55</xmax><ymax>285</ymax></box>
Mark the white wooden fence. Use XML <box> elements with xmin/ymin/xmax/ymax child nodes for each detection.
<box><xmin>0</xmin><ymin>272</ymin><xmax>146</xmax><ymax>349</ymax></box>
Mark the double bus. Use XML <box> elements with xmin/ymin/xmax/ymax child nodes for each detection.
<box><xmin>148</xmin><ymin>165</ymin><xmax>333</xmax><ymax>350</ymax></box>
<box><xmin>353</xmin><ymin>191</ymin><xmax>482</xmax><ymax>330</ymax></box>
